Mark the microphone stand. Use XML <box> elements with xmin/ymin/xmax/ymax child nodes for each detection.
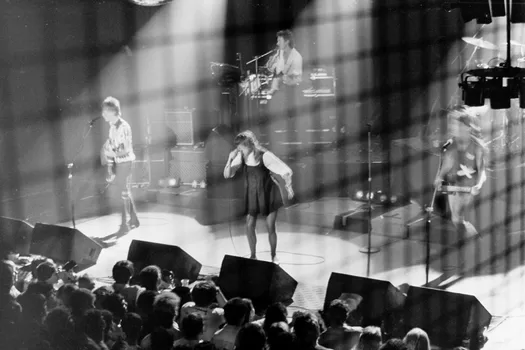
<box><xmin>246</xmin><ymin>49</ymin><xmax>276</xmax><ymax>127</ymax></box>
<box><xmin>359</xmin><ymin>123</ymin><xmax>380</xmax><ymax>277</ymax></box>
<box><xmin>68</xmin><ymin>120</ymin><xmax>97</xmax><ymax>229</ymax></box>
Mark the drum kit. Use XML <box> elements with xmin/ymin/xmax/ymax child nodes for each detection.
<box><xmin>461</xmin><ymin>36</ymin><xmax>525</xmax><ymax>69</ymax></box>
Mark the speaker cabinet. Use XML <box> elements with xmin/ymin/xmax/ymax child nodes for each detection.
<box><xmin>218</xmin><ymin>255</ymin><xmax>298</xmax><ymax>311</ymax></box>
<box><xmin>404</xmin><ymin>286</ymin><xmax>491</xmax><ymax>349</ymax></box>
<box><xmin>30</xmin><ymin>223</ymin><xmax>103</xmax><ymax>266</ymax></box>
<box><xmin>0</xmin><ymin>216</ymin><xmax>33</xmax><ymax>256</ymax></box>
<box><xmin>127</xmin><ymin>240</ymin><xmax>202</xmax><ymax>281</ymax></box>
<box><xmin>324</xmin><ymin>273</ymin><xmax>406</xmax><ymax>326</ymax></box>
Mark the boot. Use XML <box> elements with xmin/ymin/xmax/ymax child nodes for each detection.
<box><xmin>127</xmin><ymin>196</ymin><xmax>140</xmax><ymax>229</ymax></box>
<box><xmin>118</xmin><ymin>197</ymin><xmax>132</xmax><ymax>235</ymax></box>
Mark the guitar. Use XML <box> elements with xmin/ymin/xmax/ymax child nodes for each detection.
<box><xmin>100</xmin><ymin>144</ymin><xmax>116</xmax><ymax>183</ymax></box>
<box><xmin>438</xmin><ymin>185</ymin><xmax>473</xmax><ymax>195</ymax></box>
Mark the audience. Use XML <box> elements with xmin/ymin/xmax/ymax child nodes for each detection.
<box><xmin>235</xmin><ymin>323</ymin><xmax>266</xmax><ymax>350</ymax></box>
<box><xmin>0</xmin><ymin>254</ymin><xmax>480</xmax><ymax>350</ymax></box>
<box><xmin>112</xmin><ymin>260</ymin><xmax>144</xmax><ymax>312</ymax></box>
<box><xmin>293</xmin><ymin>312</ymin><xmax>332</xmax><ymax>350</ymax></box>
<box><xmin>319</xmin><ymin>299</ymin><xmax>362</xmax><ymax>350</ymax></box>
<box><xmin>211</xmin><ymin>297</ymin><xmax>252</xmax><ymax>350</ymax></box>
<box><xmin>355</xmin><ymin>326</ymin><xmax>383</xmax><ymax>350</ymax></box>
<box><xmin>174</xmin><ymin>312</ymin><xmax>204</xmax><ymax>347</ymax></box>
<box><xmin>403</xmin><ymin>328</ymin><xmax>431</xmax><ymax>350</ymax></box>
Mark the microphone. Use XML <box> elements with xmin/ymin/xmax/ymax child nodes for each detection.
<box><xmin>442</xmin><ymin>138</ymin><xmax>453</xmax><ymax>150</ymax></box>
<box><xmin>89</xmin><ymin>116</ymin><xmax>102</xmax><ymax>125</ymax></box>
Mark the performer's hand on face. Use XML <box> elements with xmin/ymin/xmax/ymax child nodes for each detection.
<box><xmin>471</xmin><ymin>184</ymin><xmax>481</xmax><ymax>195</ymax></box>
<box><xmin>228</xmin><ymin>149</ymin><xmax>240</xmax><ymax>161</ymax></box>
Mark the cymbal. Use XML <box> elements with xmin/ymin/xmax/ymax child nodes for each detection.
<box><xmin>500</xmin><ymin>40</ymin><xmax>525</xmax><ymax>48</ymax></box>
<box><xmin>462</xmin><ymin>37</ymin><xmax>498</xmax><ymax>50</ymax></box>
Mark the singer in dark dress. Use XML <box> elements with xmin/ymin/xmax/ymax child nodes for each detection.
<box><xmin>223</xmin><ymin>131</ymin><xmax>294</xmax><ymax>264</ymax></box>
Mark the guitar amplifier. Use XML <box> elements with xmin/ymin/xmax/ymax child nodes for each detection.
<box><xmin>130</xmin><ymin>145</ymin><xmax>151</xmax><ymax>188</ymax></box>
<box><xmin>165</xmin><ymin>109</ymin><xmax>196</xmax><ymax>145</ymax></box>
<box><xmin>169</xmin><ymin>147</ymin><xmax>207</xmax><ymax>184</ymax></box>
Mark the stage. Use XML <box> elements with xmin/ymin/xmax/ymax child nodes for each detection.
<box><xmin>61</xmin><ymin>196</ymin><xmax>525</xmax><ymax>349</ymax></box>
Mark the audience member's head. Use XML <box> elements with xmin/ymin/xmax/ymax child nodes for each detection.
<box><xmin>93</xmin><ymin>286</ymin><xmax>113</xmax><ymax>309</ymax></box>
<box><xmin>36</xmin><ymin>261</ymin><xmax>58</xmax><ymax>284</ymax></box>
<box><xmin>150</xmin><ymin>327</ymin><xmax>175</xmax><ymax>350</ymax></box>
<box><xmin>293</xmin><ymin>313</ymin><xmax>321</xmax><ymax>347</ymax></box>
<box><xmin>139</xmin><ymin>265</ymin><xmax>162</xmax><ymax>291</ymax></box>
<box><xmin>136</xmin><ymin>289</ymin><xmax>157</xmax><ymax>320</ymax></box>
<box><xmin>57</xmin><ymin>283</ymin><xmax>79</xmax><ymax>308</ymax></box>
<box><xmin>70</xmin><ymin>288</ymin><xmax>95</xmax><ymax>318</ymax></box>
<box><xmin>380</xmin><ymin>338</ymin><xmax>408</xmax><ymax>350</ymax></box>
<box><xmin>403</xmin><ymin>328</ymin><xmax>431</xmax><ymax>350</ymax></box>
<box><xmin>78</xmin><ymin>275</ymin><xmax>96</xmax><ymax>291</ymax></box>
<box><xmin>0</xmin><ymin>260</ymin><xmax>15</xmax><ymax>295</ymax></box>
<box><xmin>235</xmin><ymin>323</ymin><xmax>266</xmax><ymax>350</ymax></box>
<box><xmin>358</xmin><ymin>326</ymin><xmax>382</xmax><ymax>350</ymax></box>
<box><xmin>25</xmin><ymin>281</ymin><xmax>55</xmax><ymax>298</ymax></box>
<box><xmin>44</xmin><ymin>308</ymin><xmax>74</xmax><ymax>342</ymax></box>
<box><xmin>268</xmin><ymin>325</ymin><xmax>294</xmax><ymax>350</ymax></box>
<box><xmin>153</xmin><ymin>291</ymin><xmax>181</xmax><ymax>328</ymax></box>
<box><xmin>112</xmin><ymin>260</ymin><xmax>134</xmax><ymax>285</ymax></box>
<box><xmin>242</xmin><ymin>298</ymin><xmax>255</xmax><ymax>323</ymax></box>
<box><xmin>181</xmin><ymin>313</ymin><xmax>204</xmax><ymax>340</ymax></box>
<box><xmin>224</xmin><ymin>297</ymin><xmax>250</xmax><ymax>327</ymax></box>
<box><xmin>19</xmin><ymin>292</ymin><xmax>47</xmax><ymax>323</ymax></box>
<box><xmin>30</xmin><ymin>257</ymin><xmax>52</xmax><ymax>277</ymax></box>
<box><xmin>267</xmin><ymin>321</ymin><xmax>290</xmax><ymax>345</ymax></box>
<box><xmin>326</xmin><ymin>299</ymin><xmax>351</xmax><ymax>327</ymax></box>
<box><xmin>101</xmin><ymin>293</ymin><xmax>128</xmax><ymax>322</ymax></box>
<box><xmin>121</xmin><ymin>312</ymin><xmax>142</xmax><ymax>344</ymax></box>
<box><xmin>263</xmin><ymin>302</ymin><xmax>288</xmax><ymax>333</ymax></box>
<box><xmin>191</xmin><ymin>281</ymin><xmax>217</xmax><ymax>307</ymax></box>
<box><xmin>99</xmin><ymin>309</ymin><xmax>114</xmax><ymax>343</ymax></box>
<box><xmin>81</xmin><ymin>309</ymin><xmax>106</xmax><ymax>344</ymax></box>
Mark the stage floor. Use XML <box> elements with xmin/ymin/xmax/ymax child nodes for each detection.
<box><xmin>64</xmin><ymin>200</ymin><xmax>525</xmax><ymax>349</ymax></box>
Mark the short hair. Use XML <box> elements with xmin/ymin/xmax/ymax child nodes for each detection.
<box><xmin>70</xmin><ymin>288</ymin><xmax>95</xmax><ymax>317</ymax></box>
<box><xmin>191</xmin><ymin>281</ymin><xmax>217</xmax><ymax>307</ymax></box>
<box><xmin>327</xmin><ymin>299</ymin><xmax>350</xmax><ymax>326</ymax></box>
<box><xmin>112</xmin><ymin>260</ymin><xmax>134</xmax><ymax>284</ymax></box>
<box><xmin>263</xmin><ymin>302</ymin><xmax>288</xmax><ymax>333</ymax></box>
<box><xmin>235</xmin><ymin>323</ymin><xmax>266</xmax><ymax>350</ymax></box>
<box><xmin>403</xmin><ymin>328</ymin><xmax>431</xmax><ymax>350</ymax></box>
<box><xmin>78</xmin><ymin>275</ymin><xmax>95</xmax><ymax>291</ymax></box>
<box><xmin>359</xmin><ymin>326</ymin><xmax>382</xmax><ymax>349</ymax></box>
<box><xmin>139</xmin><ymin>265</ymin><xmax>162</xmax><ymax>291</ymax></box>
<box><xmin>101</xmin><ymin>293</ymin><xmax>128</xmax><ymax>320</ymax></box>
<box><xmin>153</xmin><ymin>291</ymin><xmax>180</xmax><ymax>328</ymax></box>
<box><xmin>36</xmin><ymin>261</ymin><xmax>57</xmax><ymax>282</ymax></box>
<box><xmin>30</xmin><ymin>257</ymin><xmax>52</xmax><ymax>276</ymax></box>
<box><xmin>277</xmin><ymin>29</ymin><xmax>295</xmax><ymax>48</ymax></box>
<box><xmin>44</xmin><ymin>307</ymin><xmax>73</xmax><ymax>338</ymax></box>
<box><xmin>293</xmin><ymin>313</ymin><xmax>320</xmax><ymax>346</ymax></box>
<box><xmin>224</xmin><ymin>297</ymin><xmax>250</xmax><ymax>326</ymax></box>
<box><xmin>25</xmin><ymin>281</ymin><xmax>55</xmax><ymax>299</ymax></box>
<box><xmin>379</xmin><ymin>338</ymin><xmax>408</xmax><ymax>350</ymax></box>
<box><xmin>57</xmin><ymin>283</ymin><xmax>79</xmax><ymax>308</ymax></box>
<box><xmin>151</xmin><ymin>328</ymin><xmax>175</xmax><ymax>350</ymax></box>
<box><xmin>121</xmin><ymin>312</ymin><xmax>142</xmax><ymax>340</ymax></box>
<box><xmin>93</xmin><ymin>285</ymin><xmax>113</xmax><ymax>309</ymax></box>
<box><xmin>136</xmin><ymin>290</ymin><xmax>157</xmax><ymax>317</ymax></box>
<box><xmin>181</xmin><ymin>313</ymin><xmax>204</xmax><ymax>339</ymax></box>
<box><xmin>102</xmin><ymin>96</ymin><xmax>121</xmax><ymax>115</ymax></box>
<box><xmin>267</xmin><ymin>321</ymin><xmax>291</xmax><ymax>349</ymax></box>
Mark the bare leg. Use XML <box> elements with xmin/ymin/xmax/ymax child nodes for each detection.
<box><xmin>266</xmin><ymin>211</ymin><xmax>278</xmax><ymax>263</ymax></box>
<box><xmin>246</xmin><ymin>215</ymin><xmax>257</xmax><ymax>259</ymax></box>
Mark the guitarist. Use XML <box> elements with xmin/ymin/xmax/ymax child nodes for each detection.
<box><xmin>100</xmin><ymin>96</ymin><xmax>140</xmax><ymax>234</ymax></box>
<box><xmin>434</xmin><ymin>107</ymin><xmax>487</xmax><ymax>237</ymax></box>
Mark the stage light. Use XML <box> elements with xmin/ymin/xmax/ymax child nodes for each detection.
<box><xmin>390</xmin><ymin>195</ymin><xmax>398</xmax><ymax>203</ymax></box>
<box><xmin>191</xmin><ymin>180</ymin><xmax>198</xmax><ymax>188</ymax></box>
<box><xmin>168</xmin><ymin>178</ymin><xmax>179</xmax><ymax>187</ymax></box>
<box><xmin>380</xmin><ymin>194</ymin><xmax>388</xmax><ymax>203</ymax></box>
<box><xmin>356</xmin><ymin>191</ymin><xmax>363</xmax><ymax>199</ymax></box>
<box><xmin>489</xmin><ymin>80</ymin><xmax>511</xmax><ymax>109</ymax></box>
<box><xmin>199</xmin><ymin>181</ymin><xmax>207</xmax><ymax>189</ymax></box>
<box><xmin>462</xmin><ymin>78</ymin><xmax>485</xmax><ymax>106</ymax></box>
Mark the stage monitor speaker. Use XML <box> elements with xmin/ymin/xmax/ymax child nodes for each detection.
<box><xmin>0</xmin><ymin>216</ymin><xmax>33</xmax><ymax>256</ymax></box>
<box><xmin>217</xmin><ymin>255</ymin><xmax>298</xmax><ymax>311</ymax></box>
<box><xmin>404</xmin><ymin>286</ymin><xmax>492</xmax><ymax>349</ymax></box>
<box><xmin>127</xmin><ymin>240</ymin><xmax>202</xmax><ymax>281</ymax></box>
<box><xmin>30</xmin><ymin>223</ymin><xmax>103</xmax><ymax>266</ymax></box>
<box><xmin>324</xmin><ymin>273</ymin><xmax>406</xmax><ymax>326</ymax></box>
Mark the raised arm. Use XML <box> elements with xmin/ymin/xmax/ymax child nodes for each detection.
<box><xmin>224</xmin><ymin>150</ymin><xmax>243</xmax><ymax>179</ymax></box>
